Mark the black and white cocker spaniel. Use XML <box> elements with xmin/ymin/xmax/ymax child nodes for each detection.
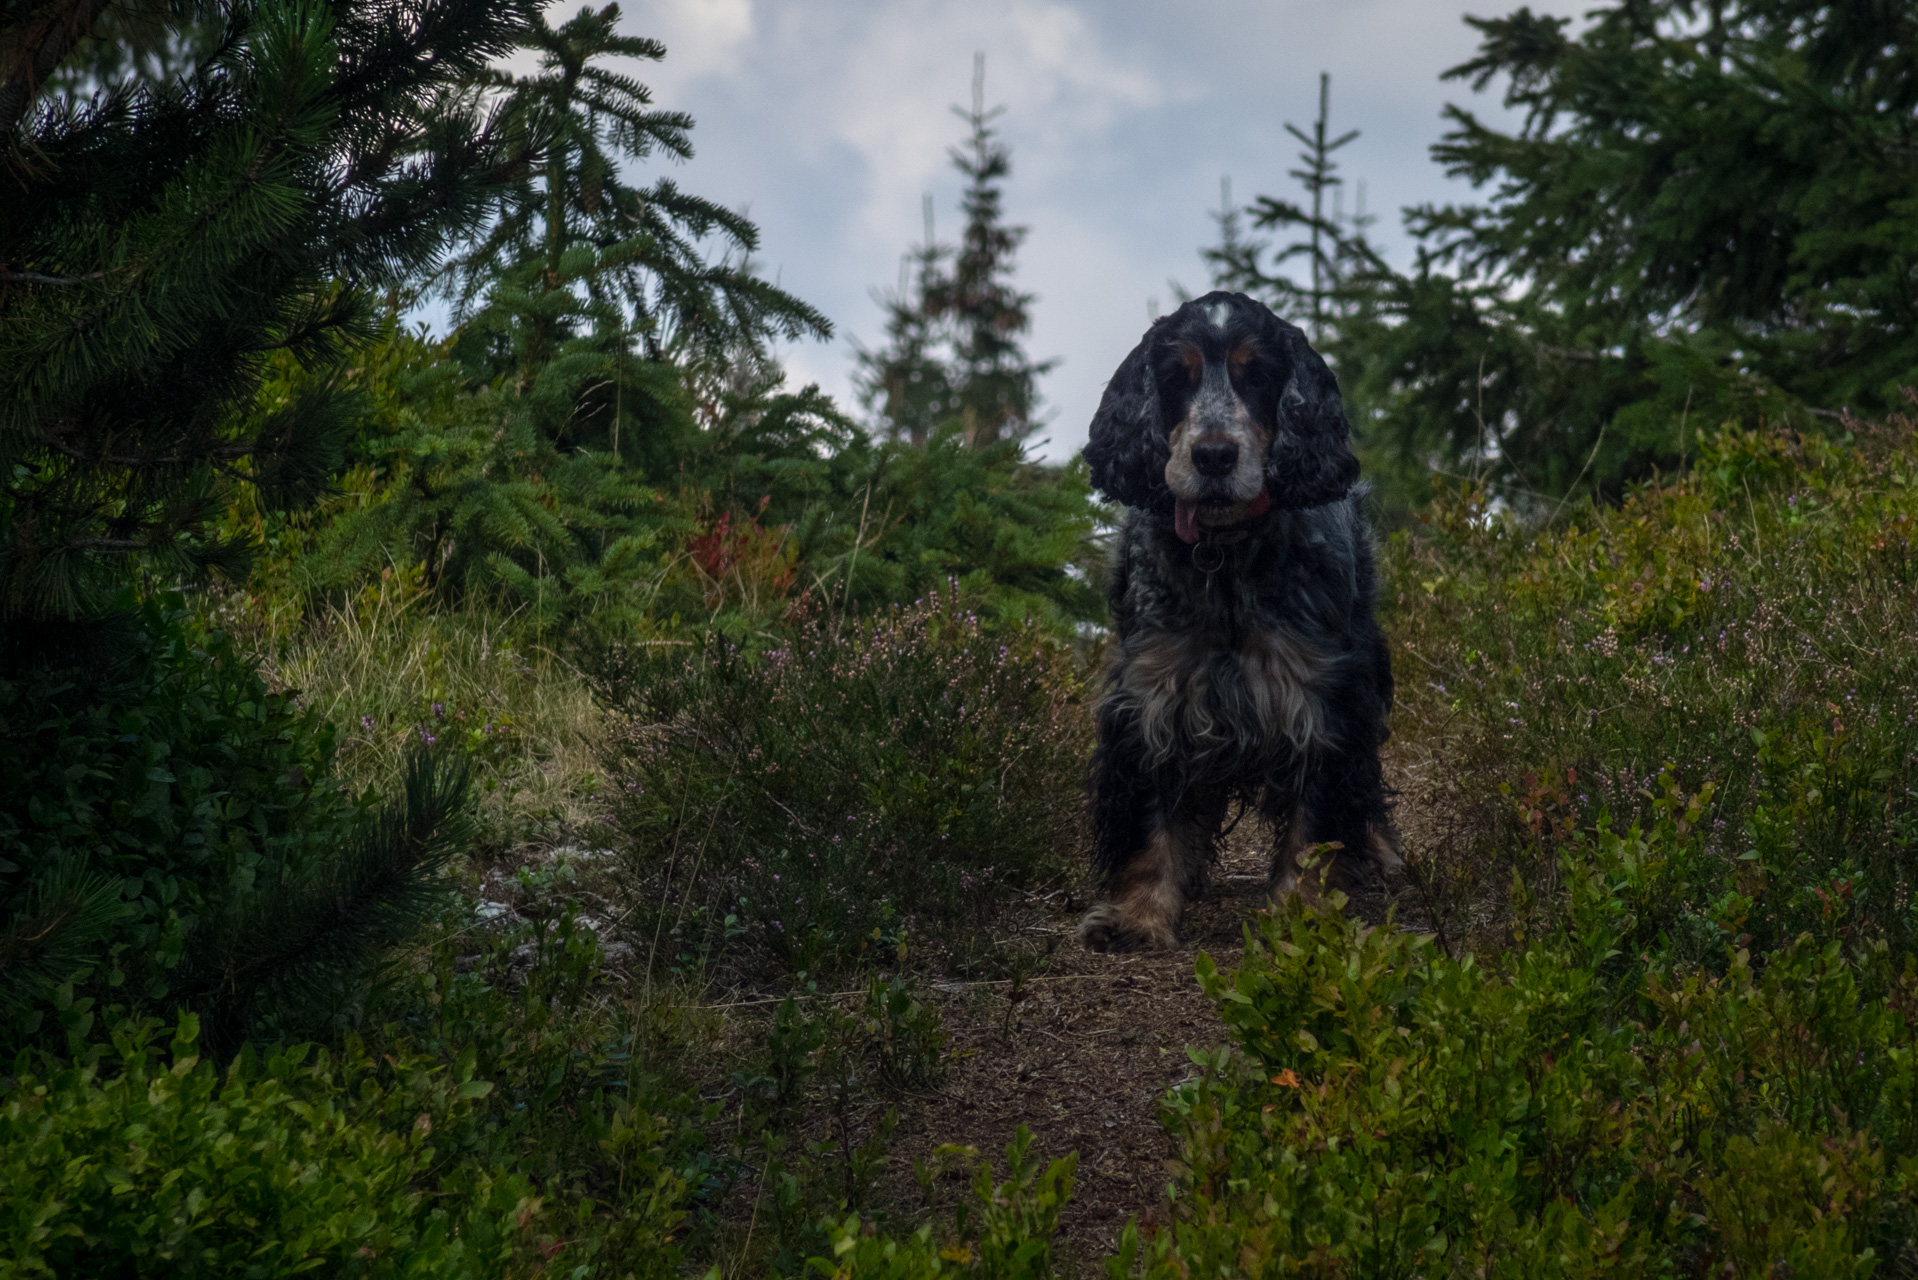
<box><xmin>1077</xmin><ymin>291</ymin><xmax>1395</xmax><ymax>951</ymax></box>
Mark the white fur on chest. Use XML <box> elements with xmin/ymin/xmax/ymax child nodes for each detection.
<box><xmin>1118</xmin><ymin>627</ymin><xmax>1336</xmax><ymax>765</ymax></box>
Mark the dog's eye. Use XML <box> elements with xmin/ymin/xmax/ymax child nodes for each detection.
<box><xmin>1227</xmin><ymin>341</ymin><xmax>1258</xmax><ymax>381</ymax></box>
<box><xmin>1176</xmin><ymin>346</ymin><xmax>1203</xmax><ymax>383</ymax></box>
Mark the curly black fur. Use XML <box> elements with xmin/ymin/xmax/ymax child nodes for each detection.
<box><xmin>1085</xmin><ymin>293</ymin><xmax>1360</xmax><ymax>515</ymax></box>
<box><xmin>1078</xmin><ymin>292</ymin><xmax>1393</xmax><ymax>950</ymax></box>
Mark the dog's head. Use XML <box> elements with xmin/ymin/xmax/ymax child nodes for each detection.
<box><xmin>1082</xmin><ymin>291</ymin><xmax>1359</xmax><ymax>539</ymax></box>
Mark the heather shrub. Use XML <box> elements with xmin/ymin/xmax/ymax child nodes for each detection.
<box><xmin>600</xmin><ymin>587</ymin><xmax>1091</xmax><ymax>977</ymax></box>
<box><xmin>1386</xmin><ymin>418</ymin><xmax>1918</xmax><ymax>954</ymax></box>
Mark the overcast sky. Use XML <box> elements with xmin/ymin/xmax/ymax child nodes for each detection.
<box><xmin>515</xmin><ymin>0</ymin><xmax>1588</xmax><ymax>461</ymax></box>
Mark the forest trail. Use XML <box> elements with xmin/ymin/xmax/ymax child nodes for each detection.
<box><xmin>815</xmin><ymin>837</ymin><xmax>1285</xmax><ymax>1264</ymax></box>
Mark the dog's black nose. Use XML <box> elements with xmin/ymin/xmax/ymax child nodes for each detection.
<box><xmin>1191</xmin><ymin>439</ymin><xmax>1239</xmax><ymax>478</ymax></box>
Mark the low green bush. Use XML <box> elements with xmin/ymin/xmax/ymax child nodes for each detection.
<box><xmin>1117</xmin><ymin>801</ymin><xmax>1918</xmax><ymax>1278</ymax></box>
<box><xmin>374</xmin><ymin>905</ymin><xmax>716</xmax><ymax>1222</ymax></box>
<box><xmin>1387</xmin><ymin>420</ymin><xmax>1918</xmax><ymax>955</ymax></box>
<box><xmin>807</xmin><ymin>1129</ymin><xmax>1076</xmax><ymax>1280</ymax></box>
<box><xmin>0</xmin><ymin>910</ymin><xmax>713</xmax><ymax>1280</ymax></box>
<box><xmin>0</xmin><ymin>1014</ymin><xmax>543</xmax><ymax>1279</ymax></box>
<box><xmin>860</xmin><ymin>970</ymin><xmax>950</xmax><ymax>1092</ymax></box>
<box><xmin>601</xmin><ymin>588</ymin><xmax>1091</xmax><ymax>977</ymax></box>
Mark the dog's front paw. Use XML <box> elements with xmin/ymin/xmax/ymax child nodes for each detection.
<box><xmin>1268</xmin><ymin>868</ymin><xmax>1325</xmax><ymax>910</ymax></box>
<box><xmin>1076</xmin><ymin>903</ymin><xmax>1126</xmax><ymax>951</ymax></box>
<box><xmin>1077</xmin><ymin>902</ymin><xmax>1177</xmax><ymax>952</ymax></box>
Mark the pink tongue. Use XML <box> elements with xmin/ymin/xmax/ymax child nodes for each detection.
<box><xmin>1173</xmin><ymin>489</ymin><xmax>1270</xmax><ymax>545</ymax></box>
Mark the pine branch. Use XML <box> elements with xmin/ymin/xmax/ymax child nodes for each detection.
<box><xmin>0</xmin><ymin>859</ymin><xmax>126</xmax><ymax>1013</ymax></box>
<box><xmin>183</xmin><ymin>749</ymin><xmax>474</xmax><ymax>1045</ymax></box>
<box><xmin>0</xmin><ymin>0</ymin><xmax>114</xmax><ymax>130</ymax></box>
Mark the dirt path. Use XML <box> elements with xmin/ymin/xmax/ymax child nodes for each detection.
<box><xmin>501</xmin><ymin>817</ymin><xmax>1410</xmax><ymax>1270</ymax></box>
<box><xmin>852</xmin><ymin>837</ymin><xmax>1283</xmax><ymax>1265</ymax></box>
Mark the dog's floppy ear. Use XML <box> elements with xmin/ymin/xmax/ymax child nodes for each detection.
<box><xmin>1084</xmin><ymin>324</ymin><xmax>1170</xmax><ymax>510</ymax></box>
<box><xmin>1265</xmin><ymin>326</ymin><xmax>1360</xmax><ymax>509</ymax></box>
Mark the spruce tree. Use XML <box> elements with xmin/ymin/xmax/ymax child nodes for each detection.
<box><xmin>930</xmin><ymin>54</ymin><xmax>1052</xmax><ymax>446</ymax></box>
<box><xmin>1204</xmin><ymin>74</ymin><xmax>1384</xmax><ymax>345</ymax></box>
<box><xmin>1</xmin><ymin>0</ymin><xmax>518</xmax><ymax>1046</ymax></box>
<box><xmin>446</xmin><ymin>3</ymin><xmax>828</xmax><ymax>360</ymax></box>
<box><xmin>1201</xmin><ymin>77</ymin><xmax>1431</xmax><ymax>507</ymax></box>
<box><xmin>312</xmin><ymin>3</ymin><xmax>836</xmax><ymax>628</ymax></box>
<box><xmin>2</xmin><ymin>0</ymin><xmax>524</xmax><ymax>622</ymax></box>
<box><xmin>858</xmin><ymin>55</ymin><xmax>1051</xmax><ymax>449</ymax></box>
<box><xmin>859</xmin><ymin>197</ymin><xmax>959</xmax><ymax>448</ymax></box>
<box><xmin>845</xmin><ymin>58</ymin><xmax>1095</xmax><ymax>628</ymax></box>
<box><xmin>1309</xmin><ymin>0</ymin><xmax>1918</xmax><ymax>507</ymax></box>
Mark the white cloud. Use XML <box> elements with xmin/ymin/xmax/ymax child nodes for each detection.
<box><xmin>479</xmin><ymin>0</ymin><xmax>1592</xmax><ymax>461</ymax></box>
<box><xmin>618</xmin><ymin>0</ymin><xmax>754</xmax><ymax>77</ymax></box>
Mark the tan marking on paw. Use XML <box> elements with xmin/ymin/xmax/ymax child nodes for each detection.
<box><xmin>1083</xmin><ymin>820</ymin><xmax>1196</xmax><ymax>951</ymax></box>
<box><xmin>1367</xmin><ymin>823</ymin><xmax>1403</xmax><ymax>874</ymax></box>
<box><xmin>1076</xmin><ymin>902</ymin><xmax>1177</xmax><ymax>952</ymax></box>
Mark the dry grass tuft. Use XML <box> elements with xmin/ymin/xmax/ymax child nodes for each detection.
<box><xmin>245</xmin><ymin>574</ymin><xmax>607</xmax><ymax>846</ymax></box>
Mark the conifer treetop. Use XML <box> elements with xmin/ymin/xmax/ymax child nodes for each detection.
<box><xmin>1</xmin><ymin>0</ymin><xmax>527</xmax><ymax>620</ymax></box>
<box><xmin>859</xmin><ymin>54</ymin><xmax>1052</xmax><ymax>450</ymax></box>
<box><xmin>447</xmin><ymin>2</ymin><xmax>829</xmax><ymax>359</ymax></box>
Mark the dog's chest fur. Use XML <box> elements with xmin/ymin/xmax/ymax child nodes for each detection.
<box><xmin>1109</xmin><ymin>503</ymin><xmax>1360</xmax><ymax>770</ymax></box>
<box><xmin>1120</xmin><ymin>625</ymin><xmax>1334</xmax><ymax>768</ymax></box>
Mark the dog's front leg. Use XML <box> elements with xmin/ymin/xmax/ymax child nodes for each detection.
<box><xmin>1265</xmin><ymin>797</ymin><xmax>1313</xmax><ymax>904</ymax></box>
<box><xmin>1078</xmin><ymin>809</ymin><xmax>1205</xmax><ymax>952</ymax></box>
